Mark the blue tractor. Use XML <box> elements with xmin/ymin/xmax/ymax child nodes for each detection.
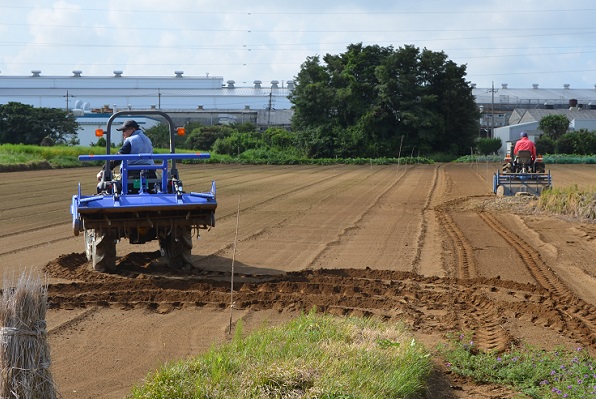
<box><xmin>71</xmin><ymin>111</ymin><xmax>217</xmax><ymax>272</ymax></box>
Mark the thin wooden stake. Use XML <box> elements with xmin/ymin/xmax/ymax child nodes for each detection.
<box><xmin>229</xmin><ymin>196</ymin><xmax>241</xmax><ymax>335</ymax></box>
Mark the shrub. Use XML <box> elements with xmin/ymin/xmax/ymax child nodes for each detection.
<box><xmin>40</xmin><ymin>136</ymin><xmax>54</xmax><ymax>147</ymax></box>
<box><xmin>95</xmin><ymin>137</ymin><xmax>107</xmax><ymax>148</ymax></box>
<box><xmin>262</xmin><ymin>127</ymin><xmax>295</xmax><ymax>149</ymax></box>
<box><xmin>556</xmin><ymin>133</ymin><xmax>577</xmax><ymax>154</ymax></box>
<box><xmin>212</xmin><ymin>132</ymin><xmax>260</xmax><ymax>156</ymax></box>
<box><xmin>475</xmin><ymin>138</ymin><xmax>501</xmax><ymax>155</ymax></box>
<box><xmin>535</xmin><ymin>135</ymin><xmax>555</xmax><ymax>155</ymax></box>
<box><xmin>185</xmin><ymin>126</ymin><xmax>234</xmax><ymax>150</ymax></box>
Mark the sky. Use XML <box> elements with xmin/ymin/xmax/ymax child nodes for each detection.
<box><xmin>1</xmin><ymin>1</ymin><xmax>595</xmax><ymax>89</ymax></box>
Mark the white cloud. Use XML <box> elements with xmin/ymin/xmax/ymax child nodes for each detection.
<box><xmin>0</xmin><ymin>0</ymin><xmax>594</xmax><ymax>88</ymax></box>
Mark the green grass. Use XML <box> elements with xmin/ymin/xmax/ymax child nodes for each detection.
<box><xmin>440</xmin><ymin>333</ymin><xmax>596</xmax><ymax>398</ymax></box>
<box><xmin>0</xmin><ymin>144</ymin><xmax>434</xmax><ymax>170</ymax></box>
<box><xmin>4</xmin><ymin>144</ymin><xmax>596</xmax><ymax>169</ymax></box>
<box><xmin>127</xmin><ymin>312</ymin><xmax>596</xmax><ymax>398</ymax></box>
<box><xmin>0</xmin><ymin>144</ymin><xmax>202</xmax><ymax>171</ymax></box>
<box><xmin>127</xmin><ymin>311</ymin><xmax>432</xmax><ymax>399</ymax></box>
<box><xmin>0</xmin><ymin>144</ymin><xmax>107</xmax><ymax>170</ymax></box>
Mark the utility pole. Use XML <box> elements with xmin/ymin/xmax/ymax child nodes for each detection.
<box><xmin>267</xmin><ymin>92</ymin><xmax>272</xmax><ymax>128</ymax></box>
<box><xmin>63</xmin><ymin>90</ymin><xmax>75</xmax><ymax>113</ymax></box>
<box><xmin>487</xmin><ymin>81</ymin><xmax>498</xmax><ymax>138</ymax></box>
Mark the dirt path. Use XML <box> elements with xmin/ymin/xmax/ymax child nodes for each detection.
<box><xmin>2</xmin><ymin>162</ymin><xmax>596</xmax><ymax>398</ymax></box>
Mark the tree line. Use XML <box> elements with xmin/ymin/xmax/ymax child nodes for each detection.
<box><xmin>0</xmin><ymin>102</ymin><xmax>79</xmax><ymax>145</ymax></box>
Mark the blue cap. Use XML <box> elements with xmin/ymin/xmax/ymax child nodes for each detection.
<box><xmin>520</xmin><ymin>131</ymin><xmax>528</xmax><ymax>138</ymax></box>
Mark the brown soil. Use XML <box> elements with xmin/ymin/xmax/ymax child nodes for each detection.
<box><xmin>2</xmin><ymin>162</ymin><xmax>596</xmax><ymax>398</ymax></box>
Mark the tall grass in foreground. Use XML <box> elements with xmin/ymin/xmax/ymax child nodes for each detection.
<box><xmin>128</xmin><ymin>311</ymin><xmax>432</xmax><ymax>399</ymax></box>
<box><xmin>441</xmin><ymin>333</ymin><xmax>596</xmax><ymax>398</ymax></box>
<box><xmin>538</xmin><ymin>185</ymin><xmax>596</xmax><ymax>221</ymax></box>
<box><xmin>0</xmin><ymin>272</ymin><xmax>57</xmax><ymax>398</ymax></box>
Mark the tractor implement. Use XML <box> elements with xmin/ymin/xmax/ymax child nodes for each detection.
<box><xmin>493</xmin><ymin>169</ymin><xmax>552</xmax><ymax>197</ymax></box>
<box><xmin>70</xmin><ymin>110</ymin><xmax>217</xmax><ymax>272</ymax></box>
<box><xmin>493</xmin><ymin>152</ymin><xmax>551</xmax><ymax>197</ymax></box>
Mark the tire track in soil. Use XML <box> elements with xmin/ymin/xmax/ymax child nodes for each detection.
<box><xmin>410</xmin><ymin>164</ymin><xmax>439</xmax><ymax>274</ymax></box>
<box><xmin>436</xmin><ymin>209</ymin><xmax>477</xmax><ymax>280</ymax></box>
<box><xmin>44</xmin><ymin>254</ymin><xmax>587</xmax><ymax>350</ymax></box>
<box><xmin>479</xmin><ymin>211</ymin><xmax>596</xmax><ymax>347</ymax></box>
<box><xmin>437</xmin><ymin>209</ymin><xmax>514</xmax><ymax>353</ymax></box>
<box><xmin>428</xmin><ymin>168</ymin><xmax>512</xmax><ymax>352</ymax></box>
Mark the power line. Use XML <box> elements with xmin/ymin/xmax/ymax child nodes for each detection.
<box><xmin>2</xmin><ymin>5</ymin><xmax>595</xmax><ymax>15</ymax></box>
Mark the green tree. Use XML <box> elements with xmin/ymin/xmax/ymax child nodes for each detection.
<box><xmin>143</xmin><ymin>123</ymin><xmax>186</xmax><ymax>149</ymax></box>
<box><xmin>556</xmin><ymin>133</ymin><xmax>576</xmax><ymax>154</ymax></box>
<box><xmin>184</xmin><ymin>125</ymin><xmax>234</xmax><ymax>150</ymax></box>
<box><xmin>262</xmin><ymin>127</ymin><xmax>295</xmax><ymax>149</ymax></box>
<box><xmin>575</xmin><ymin>129</ymin><xmax>596</xmax><ymax>155</ymax></box>
<box><xmin>554</xmin><ymin>130</ymin><xmax>596</xmax><ymax>155</ymax></box>
<box><xmin>212</xmin><ymin>132</ymin><xmax>260</xmax><ymax>156</ymax></box>
<box><xmin>535</xmin><ymin>135</ymin><xmax>555</xmax><ymax>154</ymax></box>
<box><xmin>143</xmin><ymin>124</ymin><xmax>169</xmax><ymax>148</ymax></box>
<box><xmin>230</xmin><ymin>121</ymin><xmax>258</xmax><ymax>133</ymax></box>
<box><xmin>0</xmin><ymin>102</ymin><xmax>79</xmax><ymax>145</ymax></box>
<box><xmin>289</xmin><ymin>43</ymin><xmax>479</xmax><ymax>158</ymax></box>
<box><xmin>476</xmin><ymin>138</ymin><xmax>502</xmax><ymax>155</ymax></box>
<box><xmin>538</xmin><ymin>114</ymin><xmax>570</xmax><ymax>140</ymax></box>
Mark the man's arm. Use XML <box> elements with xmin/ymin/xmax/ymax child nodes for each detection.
<box><xmin>103</xmin><ymin>141</ymin><xmax>132</xmax><ymax>170</ymax></box>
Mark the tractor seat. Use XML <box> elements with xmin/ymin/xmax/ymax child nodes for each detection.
<box><xmin>515</xmin><ymin>150</ymin><xmax>533</xmax><ymax>165</ymax></box>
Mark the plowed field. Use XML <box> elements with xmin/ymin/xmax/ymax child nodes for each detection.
<box><xmin>2</xmin><ymin>162</ymin><xmax>596</xmax><ymax>398</ymax></box>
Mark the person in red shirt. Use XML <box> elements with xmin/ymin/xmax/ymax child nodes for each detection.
<box><xmin>513</xmin><ymin>131</ymin><xmax>536</xmax><ymax>161</ymax></box>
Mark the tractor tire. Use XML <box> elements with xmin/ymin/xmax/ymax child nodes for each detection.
<box><xmin>535</xmin><ymin>163</ymin><xmax>545</xmax><ymax>173</ymax></box>
<box><xmin>160</xmin><ymin>227</ymin><xmax>193</xmax><ymax>271</ymax></box>
<box><xmin>92</xmin><ymin>230</ymin><xmax>117</xmax><ymax>272</ymax></box>
<box><xmin>502</xmin><ymin>163</ymin><xmax>513</xmax><ymax>173</ymax></box>
<box><xmin>496</xmin><ymin>185</ymin><xmax>505</xmax><ymax>197</ymax></box>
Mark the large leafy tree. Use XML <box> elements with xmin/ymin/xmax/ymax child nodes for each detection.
<box><xmin>289</xmin><ymin>44</ymin><xmax>479</xmax><ymax>158</ymax></box>
<box><xmin>538</xmin><ymin>114</ymin><xmax>570</xmax><ymax>140</ymax></box>
<box><xmin>0</xmin><ymin>102</ymin><xmax>79</xmax><ymax>145</ymax></box>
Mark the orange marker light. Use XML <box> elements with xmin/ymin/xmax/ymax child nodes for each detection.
<box><xmin>95</xmin><ymin>129</ymin><xmax>104</xmax><ymax>137</ymax></box>
<box><xmin>177</xmin><ymin>127</ymin><xmax>185</xmax><ymax>136</ymax></box>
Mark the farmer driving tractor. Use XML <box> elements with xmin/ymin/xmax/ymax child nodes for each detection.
<box><xmin>512</xmin><ymin>131</ymin><xmax>536</xmax><ymax>172</ymax></box>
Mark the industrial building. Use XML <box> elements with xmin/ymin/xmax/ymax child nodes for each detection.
<box><xmin>0</xmin><ymin>70</ymin><xmax>294</xmax><ymax>145</ymax></box>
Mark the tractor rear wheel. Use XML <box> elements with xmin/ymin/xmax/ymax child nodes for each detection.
<box><xmin>90</xmin><ymin>230</ymin><xmax>117</xmax><ymax>272</ymax></box>
<box><xmin>496</xmin><ymin>185</ymin><xmax>505</xmax><ymax>197</ymax></box>
<box><xmin>160</xmin><ymin>227</ymin><xmax>193</xmax><ymax>270</ymax></box>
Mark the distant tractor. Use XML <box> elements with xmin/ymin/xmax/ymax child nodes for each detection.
<box><xmin>493</xmin><ymin>150</ymin><xmax>551</xmax><ymax>197</ymax></box>
<box><xmin>70</xmin><ymin>110</ymin><xmax>217</xmax><ymax>272</ymax></box>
